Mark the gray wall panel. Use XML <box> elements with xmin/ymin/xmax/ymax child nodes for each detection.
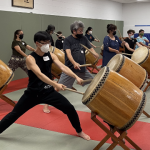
<box><xmin>0</xmin><ymin>10</ymin><xmax>123</xmax><ymax>81</ymax></box>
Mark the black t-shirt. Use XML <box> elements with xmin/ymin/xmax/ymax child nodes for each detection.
<box><xmin>12</xmin><ymin>40</ymin><xmax>27</xmax><ymax>58</ymax></box>
<box><xmin>55</xmin><ymin>39</ymin><xmax>64</xmax><ymax>49</ymax></box>
<box><xmin>63</xmin><ymin>35</ymin><xmax>92</xmax><ymax>73</ymax></box>
<box><xmin>124</xmin><ymin>38</ymin><xmax>137</xmax><ymax>54</ymax></box>
<box><xmin>28</xmin><ymin>51</ymin><xmax>53</xmax><ymax>93</ymax></box>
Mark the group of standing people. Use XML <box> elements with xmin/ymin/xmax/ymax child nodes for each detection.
<box><xmin>1</xmin><ymin>19</ymin><xmax>150</xmax><ymax>145</ymax></box>
<box><xmin>0</xmin><ymin>21</ymin><xmax>99</xmax><ymax>141</ymax></box>
<box><xmin>102</xmin><ymin>24</ymin><xmax>150</xmax><ymax>67</ymax></box>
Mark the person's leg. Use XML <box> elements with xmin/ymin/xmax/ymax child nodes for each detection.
<box><xmin>8</xmin><ymin>56</ymin><xmax>19</xmax><ymax>72</ymax></box>
<box><xmin>58</xmin><ymin>72</ymin><xmax>76</xmax><ymax>88</ymax></box>
<box><xmin>76</xmin><ymin>69</ymin><xmax>94</xmax><ymax>86</ymax></box>
<box><xmin>19</xmin><ymin>58</ymin><xmax>28</xmax><ymax>75</ymax></box>
<box><xmin>0</xmin><ymin>90</ymin><xmax>39</xmax><ymax>134</ymax></box>
<box><xmin>43</xmin><ymin>72</ymin><xmax>75</xmax><ymax>113</ymax></box>
<box><xmin>42</xmin><ymin>90</ymin><xmax>90</xmax><ymax>140</ymax></box>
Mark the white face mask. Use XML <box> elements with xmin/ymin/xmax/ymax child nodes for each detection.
<box><xmin>89</xmin><ymin>31</ymin><xmax>92</xmax><ymax>34</ymax></box>
<box><xmin>40</xmin><ymin>44</ymin><xmax>50</xmax><ymax>53</ymax></box>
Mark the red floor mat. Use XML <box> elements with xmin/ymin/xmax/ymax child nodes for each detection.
<box><xmin>0</xmin><ymin>104</ymin><xmax>149</xmax><ymax>150</ymax></box>
<box><xmin>87</xmin><ymin>59</ymin><xmax>102</xmax><ymax>74</ymax></box>
<box><xmin>3</xmin><ymin>77</ymin><xmax>28</xmax><ymax>94</ymax></box>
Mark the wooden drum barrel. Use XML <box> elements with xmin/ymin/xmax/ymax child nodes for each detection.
<box><xmin>82</xmin><ymin>67</ymin><xmax>146</xmax><ymax>130</ymax></box>
<box><xmin>0</xmin><ymin>60</ymin><xmax>14</xmax><ymax>91</ymax></box>
<box><xmin>107</xmin><ymin>54</ymin><xmax>147</xmax><ymax>89</ymax></box>
<box><xmin>85</xmin><ymin>50</ymin><xmax>99</xmax><ymax>66</ymax></box>
<box><xmin>131</xmin><ymin>46</ymin><xmax>150</xmax><ymax>74</ymax></box>
<box><xmin>49</xmin><ymin>46</ymin><xmax>65</xmax><ymax>76</ymax></box>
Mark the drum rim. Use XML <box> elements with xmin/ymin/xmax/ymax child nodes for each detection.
<box><xmin>139</xmin><ymin>72</ymin><xmax>148</xmax><ymax>89</ymax></box>
<box><xmin>132</xmin><ymin>47</ymin><xmax>149</xmax><ymax>65</ymax></box>
<box><xmin>0</xmin><ymin>72</ymin><xmax>14</xmax><ymax>91</ymax></box>
<box><xmin>85</xmin><ymin>50</ymin><xmax>99</xmax><ymax>65</ymax></box>
<box><xmin>107</xmin><ymin>54</ymin><xmax>125</xmax><ymax>72</ymax></box>
<box><xmin>139</xmin><ymin>49</ymin><xmax>149</xmax><ymax>65</ymax></box>
<box><xmin>82</xmin><ymin>67</ymin><xmax>110</xmax><ymax>105</ymax></box>
<box><xmin>120</xmin><ymin>93</ymin><xmax>146</xmax><ymax>130</ymax></box>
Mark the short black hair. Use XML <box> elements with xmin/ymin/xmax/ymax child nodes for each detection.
<box><xmin>34</xmin><ymin>31</ymin><xmax>50</xmax><ymax>43</ymax></box>
<box><xmin>46</xmin><ymin>24</ymin><xmax>55</xmax><ymax>34</ymax></box>
<box><xmin>127</xmin><ymin>29</ymin><xmax>135</xmax><ymax>34</ymax></box>
<box><xmin>139</xmin><ymin>29</ymin><xmax>144</xmax><ymax>33</ymax></box>
<box><xmin>57</xmin><ymin>31</ymin><xmax>62</xmax><ymax>35</ymax></box>
<box><xmin>107</xmin><ymin>24</ymin><xmax>117</xmax><ymax>33</ymax></box>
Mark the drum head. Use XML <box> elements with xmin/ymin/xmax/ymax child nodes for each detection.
<box><xmin>82</xmin><ymin>67</ymin><xmax>108</xmax><ymax>104</ymax></box>
<box><xmin>131</xmin><ymin>46</ymin><xmax>149</xmax><ymax>64</ymax></box>
<box><xmin>107</xmin><ymin>54</ymin><xmax>123</xmax><ymax>72</ymax></box>
<box><xmin>49</xmin><ymin>46</ymin><xmax>54</xmax><ymax>53</ymax></box>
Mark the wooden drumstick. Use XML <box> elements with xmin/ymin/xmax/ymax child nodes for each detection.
<box><xmin>121</xmin><ymin>53</ymin><xmax>132</xmax><ymax>56</ymax></box>
<box><xmin>95</xmin><ymin>46</ymin><xmax>101</xmax><ymax>48</ymax></box>
<box><xmin>94</xmin><ymin>35</ymin><xmax>100</xmax><ymax>41</ymax></box>
<box><xmin>118</xmin><ymin>29</ymin><xmax>124</xmax><ymax>41</ymax></box>
<box><xmin>54</xmin><ymin>32</ymin><xmax>64</xmax><ymax>38</ymax></box>
<box><xmin>79</xmin><ymin>64</ymin><xmax>92</xmax><ymax>67</ymax></box>
<box><xmin>80</xmin><ymin>43</ymin><xmax>98</xmax><ymax>57</ymax></box>
<box><xmin>64</xmin><ymin>88</ymin><xmax>84</xmax><ymax>95</ymax></box>
<box><xmin>82</xmin><ymin>79</ymin><xmax>93</xmax><ymax>83</ymax></box>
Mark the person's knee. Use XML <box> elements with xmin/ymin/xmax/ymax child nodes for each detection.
<box><xmin>63</xmin><ymin>104</ymin><xmax>76</xmax><ymax>114</ymax></box>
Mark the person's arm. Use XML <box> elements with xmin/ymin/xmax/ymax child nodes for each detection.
<box><xmin>26</xmin><ymin>45</ymin><xmax>36</xmax><ymax>52</ymax></box>
<box><xmin>94</xmin><ymin>39</ymin><xmax>100</xmax><ymax>42</ymax></box>
<box><xmin>139</xmin><ymin>42</ymin><xmax>149</xmax><ymax>48</ymax></box>
<box><xmin>14</xmin><ymin>45</ymin><xmax>27</xmax><ymax>57</ymax></box>
<box><xmin>51</xmin><ymin>53</ymin><xmax>83</xmax><ymax>85</ymax></box>
<box><xmin>85</xmin><ymin>37</ymin><xmax>98</xmax><ymax>56</ymax></box>
<box><xmin>108</xmin><ymin>47</ymin><xmax>120</xmax><ymax>54</ymax></box>
<box><xmin>26</xmin><ymin>55</ymin><xmax>66</xmax><ymax>91</ymax></box>
<box><xmin>125</xmin><ymin>42</ymin><xmax>134</xmax><ymax>52</ymax></box>
<box><xmin>121</xmin><ymin>41</ymin><xmax>126</xmax><ymax>47</ymax></box>
<box><xmin>62</xmin><ymin>36</ymin><xmax>65</xmax><ymax>39</ymax></box>
<box><xmin>144</xmin><ymin>37</ymin><xmax>149</xmax><ymax>43</ymax></box>
<box><xmin>117</xmin><ymin>36</ymin><xmax>125</xmax><ymax>47</ymax></box>
<box><xmin>89</xmin><ymin>41</ymin><xmax>96</xmax><ymax>48</ymax></box>
<box><xmin>136</xmin><ymin>42</ymin><xmax>142</xmax><ymax>47</ymax></box>
<box><xmin>66</xmin><ymin>49</ymin><xmax>80</xmax><ymax>70</ymax></box>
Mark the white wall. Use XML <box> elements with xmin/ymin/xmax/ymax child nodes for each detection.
<box><xmin>0</xmin><ymin>0</ymin><xmax>123</xmax><ymax>21</ymax></box>
<box><xmin>123</xmin><ymin>2</ymin><xmax>150</xmax><ymax>36</ymax></box>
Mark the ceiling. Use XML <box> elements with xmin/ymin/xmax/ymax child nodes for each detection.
<box><xmin>110</xmin><ymin>0</ymin><xmax>150</xmax><ymax>3</ymax></box>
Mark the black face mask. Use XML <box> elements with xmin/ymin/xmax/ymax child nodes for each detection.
<box><xmin>76</xmin><ymin>34</ymin><xmax>83</xmax><ymax>39</ymax></box>
<box><xmin>58</xmin><ymin>37</ymin><xmax>62</xmax><ymax>40</ymax></box>
<box><xmin>19</xmin><ymin>34</ymin><xmax>24</xmax><ymax>39</ymax></box>
<box><xmin>113</xmin><ymin>31</ymin><xmax>116</xmax><ymax>35</ymax></box>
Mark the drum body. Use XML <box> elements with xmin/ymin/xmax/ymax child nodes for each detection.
<box><xmin>131</xmin><ymin>46</ymin><xmax>150</xmax><ymax>74</ymax></box>
<box><xmin>82</xmin><ymin>67</ymin><xmax>146</xmax><ymax>130</ymax></box>
<box><xmin>0</xmin><ymin>60</ymin><xmax>14</xmax><ymax>91</ymax></box>
<box><xmin>49</xmin><ymin>46</ymin><xmax>65</xmax><ymax>76</ymax></box>
<box><xmin>85</xmin><ymin>50</ymin><xmax>99</xmax><ymax>66</ymax></box>
<box><xmin>107</xmin><ymin>54</ymin><xmax>147</xmax><ymax>89</ymax></box>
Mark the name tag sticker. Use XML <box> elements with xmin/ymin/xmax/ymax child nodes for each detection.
<box><xmin>81</xmin><ymin>50</ymin><xmax>84</xmax><ymax>53</ymax></box>
<box><xmin>116</xmin><ymin>40</ymin><xmax>118</xmax><ymax>42</ymax></box>
<box><xmin>43</xmin><ymin>56</ymin><xmax>50</xmax><ymax>61</ymax></box>
<box><xmin>22</xmin><ymin>42</ymin><xmax>25</xmax><ymax>45</ymax></box>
